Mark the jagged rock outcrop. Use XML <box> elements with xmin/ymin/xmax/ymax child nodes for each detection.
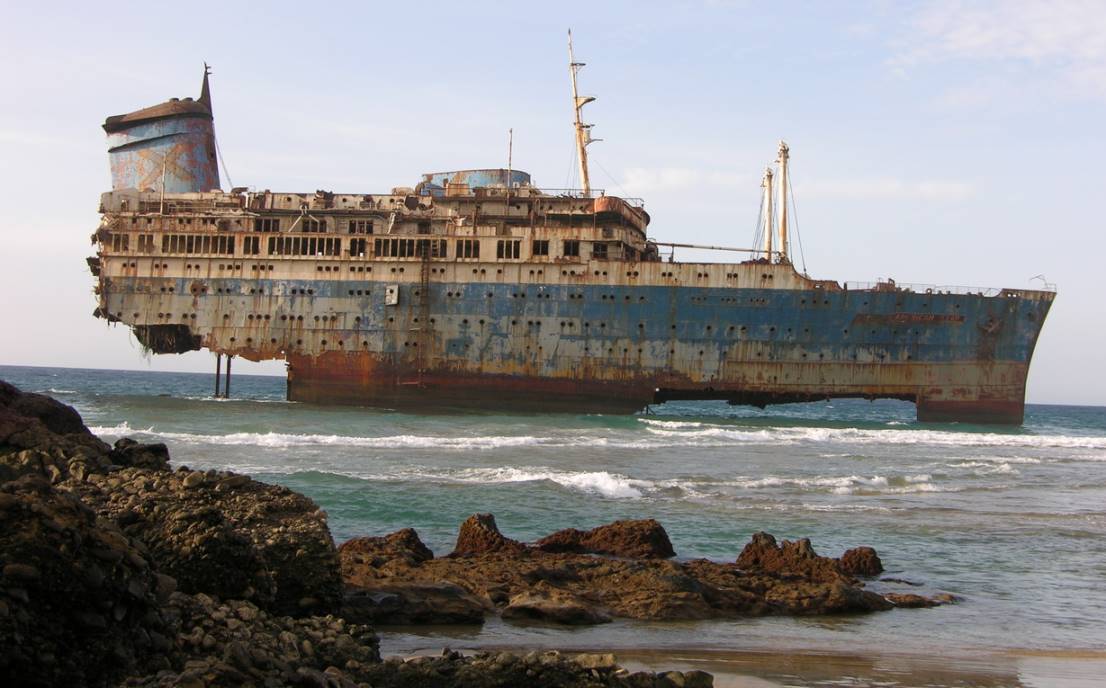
<box><xmin>341</xmin><ymin>515</ymin><xmax>896</xmax><ymax>626</ymax></box>
<box><xmin>535</xmin><ymin>519</ymin><xmax>675</xmax><ymax>559</ymax></box>
<box><xmin>451</xmin><ymin>513</ymin><xmax>527</xmax><ymax>556</ymax></box>
<box><xmin>736</xmin><ymin>532</ymin><xmax>852</xmax><ymax>583</ymax></box>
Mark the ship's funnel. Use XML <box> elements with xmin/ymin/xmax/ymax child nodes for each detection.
<box><xmin>102</xmin><ymin>67</ymin><xmax>220</xmax><ymax>193</ymax></box>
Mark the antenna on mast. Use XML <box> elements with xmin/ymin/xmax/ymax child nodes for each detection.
<box><xmin>568</xmin><ymin>29</ymin><xmax>599</xmax><ymax>196</ymax></box>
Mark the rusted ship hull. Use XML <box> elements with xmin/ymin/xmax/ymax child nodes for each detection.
<box><xmin>286</xmin><ymin>353</ymin><xmax>1036</xmax><ymax>423</ymax></box>
<box><xmin>98</xmin><ymin>264</ymin><xmax>1051</xmax><ymax>423</ymax></box>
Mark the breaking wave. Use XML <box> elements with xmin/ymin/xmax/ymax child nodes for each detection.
<box><xmin>638</xmin><ymin>418</ymin><xmax>1106</xmax><ymax>449</ymax></box>
<box><xmin>87</xmin><ymin>413</ymin><xmax>1106</xmax><ymax>455</ymax></box>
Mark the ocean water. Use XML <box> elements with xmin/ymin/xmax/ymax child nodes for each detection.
<box><xmin>4</xmin><ymin>364</ymin><xmax>1105</xmax><ymax>672</ymax></box>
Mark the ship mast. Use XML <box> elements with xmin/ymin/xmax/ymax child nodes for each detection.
<box><xmin>776</xmin><ymin>140</ymin><xmax>790</xmax><ymax>263</ymax></box>
<box><xmin>568</xmin><ymin>30</ymin><xmax>598</xmax><ymax>196</ymax></box>
<box><xmin>761</xmin><ymin>166</ymin><xmax>775</xmax><ymax>260</ymax></box>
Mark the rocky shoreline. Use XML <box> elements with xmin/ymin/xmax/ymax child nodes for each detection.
<box><xmin>0</xmin><ymin>381</ymin><xmax>952</xmax><ymax>687</ymax></box>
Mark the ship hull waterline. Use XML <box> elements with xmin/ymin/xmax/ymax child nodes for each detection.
<box><xmin>283</xmin><ymin>351</ymin><xmax>1034</xmax><ymax>423</ymax></box>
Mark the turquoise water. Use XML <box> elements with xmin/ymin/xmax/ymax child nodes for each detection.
<box><xmin>4</xmin><ymin>364</ymin><xmax>1105</xmax><ymax>662</ymax></box>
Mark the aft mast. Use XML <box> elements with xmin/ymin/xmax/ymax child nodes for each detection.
<box><xmin>568</xmin><ymin>30</ymin><xmax>598</xmax><ymax>196</ymax></box>
<box><xmin>761</xmin><ymin>167</ymin><xmax>775</xmax><ymax>260</ymax></box>
<box><xmin>776</xmin><ymin>140</ymin><xmax>790</xmax><ymax>263</ymax></box>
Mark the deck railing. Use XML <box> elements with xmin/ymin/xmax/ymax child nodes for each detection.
<box><xmin>843</xmin><ymin>281</ymin><xmax>1056</xmax><ymax>296</ymax></box>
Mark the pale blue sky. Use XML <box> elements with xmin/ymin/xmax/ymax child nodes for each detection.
<box><xmin>1</xmin><ymin>1</ymin><xmax>1103</xmax><ymax>405</ymax></box>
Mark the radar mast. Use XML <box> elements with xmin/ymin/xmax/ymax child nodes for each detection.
<box><xmin>568</xmin><ymin>30</ymin><xmax>599</xmax><ymax>196</ymax></box>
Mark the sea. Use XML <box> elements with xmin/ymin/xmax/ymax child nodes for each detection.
<box><xmin>4</xmin><ymin>364</ymin><xmax>1105</xmax><ymax>686</ymax></box>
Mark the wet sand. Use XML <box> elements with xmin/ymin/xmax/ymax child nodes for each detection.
<box><xmin>618</xmin><ymin>648</ymin><xmax>1106</xmax><ymax>688</ymax></box>
<box><xmin>384</xmin><ymin>626</ymin><xmax>1106</xmax><ymax>688</ymax></box>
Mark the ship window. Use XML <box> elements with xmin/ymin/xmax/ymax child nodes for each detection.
<box><xmin>302</xmin><ymin>218</ymin><xmax>327</xmax><ymax>233</ymax></box>
<box><xmin>349</xmin><ymin>238</ymin><xmax>367</xmax><ymax>257</ymax></box>
<box><xmin>592</xmin><ymin>242</ymin><xmax>608</xmax><ymax>259</ymax></box>
<box><xmin>456</xmin><ymin>239</ymin><xmax>480</xmax><ymax>259</ymax></box>
<box><xmin>563</xmin><ymin>240</ymin><xmax>580</xmax><ymax>257</ymax></box>
<box><xmin>497</xmin><ymin>240</ymin><xmax>521</xmax><ymax>260</ymax></box>
<box><xmin>349</xmin><ymin>219</ymin><xmax>374</xmax><ymax>234</ymax></box>
<box><xmin>244</xmin><ymin>236</ymin><xmax>261</xmax><ymax>255</ymax></box>
<box><xmin>532</xmin><ymin>240</ymin><xmax>549</xmax><ymax>256</ymax></box>
<box><xmin>253</xmin><ymin>218</ymin><xmax>281</xmax><ymax>232</ymax></box>
<box><xmin>111</xmin><ymin>233</ymin><xmax>129</xmax><ymax>252</ymax></box>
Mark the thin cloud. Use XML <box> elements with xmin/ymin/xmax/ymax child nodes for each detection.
<box><xmin>891</xmin><ymin>0</ymin><xmax>1106</xmax><ymax>100</ymax></box>
<box><xmin>621</xmin><ymin>167</ymin><xmax>747</xmax><ymax>194</ymax></box>
<box><xmin>798</xmin><ymin>178</ymin><xmax>975</xmax><ymax>201</ymax></box>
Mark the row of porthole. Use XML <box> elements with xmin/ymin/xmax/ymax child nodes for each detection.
<box><xmin>212</xmin><ymin>334</ymin><xmax>915</xmax><ymax>364</ymax></box>
<box><xmin>155</xmin><ymin>313</ymin><xmax>196</xmax><ymax>320</ymax></box>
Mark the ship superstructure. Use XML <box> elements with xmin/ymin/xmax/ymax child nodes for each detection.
<box><xmin>89</xmin><ymin>54</ymin><xmax>1053</xmax><ymax>424</ymax></box>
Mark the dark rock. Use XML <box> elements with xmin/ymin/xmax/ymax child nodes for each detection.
<box><xmin>111</xmin><ymin>438</ymin><xmax>171</xmax><ymax>471</ymax></box>
<box><xmin>343</xmin><ymin>581</ymin><xmax>486</xmax><ymax>625</ymax></box>
<box><xmin>839</xmin><ymin>546</ymin><xmax>883</xmax><ymax>576</ymax></box>
<box><xmin>535</xmin><ymin>519</ymin><xmax>676</xmax><ymax>559</ymax></box>
<box><xmin>1</xmin><ymin>381</ymin><xmax>88</xmax><ymax>436</ymax></box>
<box><xmin>450</xmin><ymin>513</ymin><xmax>526</xmax><ymax>556</ymax></box>
<box><xmin>884</xmin><ymin>592</ymin><xmax>960</xmax><ymax>608</ymax></box>
<box><xmin>684</xmin><ymin>669</ymin><xmax>715</xmax><ymax>687</ymax></box>
<box><xmin>884</xmin><ymin>592</ymin><xmax>940</xmax><ymax>608</ymax></box>
<box><xmin>345</xmin><ymin>516</ymin><xmax>901</xmax><ymax>623</ymax></box>
<box><xmin>0</xmin><ymin>478</ymin><xmax>168</xmax><ymax>687</ymax></box>
<box><xmin>339</xmin><ymin>527</ymin><xmax>434</xmax><ymax>565</ymax></box>
<box><xmin>63</xmin><ymin>467</ymin><xmax>343</xmax><ymax>617</ymax></box>
<box><xmin>503</xmin><ymin>588</ymin><xmax>612</xmax><ymax>625</ymax></box>
<box><xmin>736</xmin><ymin>532</ymin><xmax>848</xmax><ymax>583</ymax></box>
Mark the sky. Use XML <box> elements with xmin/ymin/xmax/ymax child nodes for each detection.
<box><xmin>1</xmin><ymin>0</ymin><xmax>1103</xmax><ymax>405</ymax></box>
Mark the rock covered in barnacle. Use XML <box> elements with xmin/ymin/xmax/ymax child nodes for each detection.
<box><xmin>1</xmin><ymin>380</ymin><xmax>343</xmax><ymax>618</ymax></box>
<box><xmin>61</xmin><ymin>461</ymin><xmax>342</xmax><ymax>616</ymax></box>
<box><xmin>0</xmin><ymin>476</ymin><xmax>172</xmax><ymax>686</ymax></box>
